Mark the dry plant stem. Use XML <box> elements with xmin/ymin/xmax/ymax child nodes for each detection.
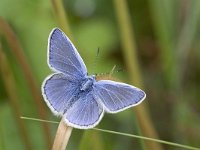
<box><xmin>52</xmin><ymin>118</ymin><xmax>73</xmax><ymax>150</ymax></box>
<box><xmin>51</xmin><ymin>1</ymin><xmax>104</xmax><ymax>149</ymax></box>
<box><xmin>0</xmin><ymin>17</ymin><xmax>52</xmax><ymax>148</ymax></box>
<box><xmin>113</xmin><ymin>0</ymin><xmax>163</xmax><ymax>150</ymax></box>
<box><xmin>0</xmin><ymin>45</ymin><xmax>33</xmax><ymax>150</ymax></box>
<box><xmin>51</xmin><ymin>1</ymin><xmax>75</xmax><ymax>149</ymax></box>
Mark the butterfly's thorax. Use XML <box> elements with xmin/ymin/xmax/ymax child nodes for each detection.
<box><xmin>80</xmin><ymin>75</ymin><xmax>95</xmax><ymax>91</ymax></box>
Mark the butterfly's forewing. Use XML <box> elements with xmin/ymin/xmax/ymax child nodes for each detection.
<box><xmin>93</xmin><ymin>80</ymin><xmax>146</xmax><ymax>113</ymax></box>
<box><xmin>42</xmin><ymin>73</ymin><xmax>80</xmax><ymax>116</ymax></box>
<box><xmin>64</xmin><ymin>92</ymin><xmax>104</xmax><ymax>129</ymax></box>
<box><xmin>48</xmin><ymin>28</ymin><xmax>87</xmax><ymax>79</ymax></box>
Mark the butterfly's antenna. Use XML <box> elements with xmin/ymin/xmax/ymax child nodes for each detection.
<box><xmin>97</xmin><ymin>65</ymin><xmax>124</xmax><ymax>77</ymax></box>
<box><xmin>109</xmin><ymin>65</ymin><xmax>124</xmax><ymax>76</ymax></box>
<box><xmin>109</xmin><ymin>65</ymin><xmax>116</xmax><ymax>77</ymax></box>
<box><xmin>92</xmin><ymin>47</ymin><xmax>100</xmax><ymax>75</ymax></box>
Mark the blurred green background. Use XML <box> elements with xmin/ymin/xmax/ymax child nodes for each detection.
<box><xmin>0</xmin><ymin>0</ymin><xmax>200</xmax><ymax>150</ymax></box>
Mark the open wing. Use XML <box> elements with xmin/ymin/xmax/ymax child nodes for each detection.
<box><xmin>42</xmin><ymin>73</ymin><xmax>80</xmax><ymax>116</ymax></box>
<box><xmin>93</xmin><ymin>80</ymin><xmax>146</xmax><ymax>113</ymax></box>
<box><xmin>64</xmin><ymin>92</ymin><xmax>104</xmax><ymax>129</ymax></box>
<box><xmin>48</xmin><ymin>28</ymin><xmax>87</xmax><ymax>79</ymax></box>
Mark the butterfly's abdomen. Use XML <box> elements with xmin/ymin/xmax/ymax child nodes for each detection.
<box><xmin>80</xmin><ymin>76</ymin><xmax>95</xmax><ymax>91</ymax></box>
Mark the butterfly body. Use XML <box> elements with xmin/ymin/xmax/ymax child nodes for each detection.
<box><xmin>80</xmin><ymin>75</ymin><xmax>95</xmax><ymax>91</ymax></box>
<box><xmin>42</xmin><ymin>28</ymin><xmax>146</xmax><ymax>129</ymax></box>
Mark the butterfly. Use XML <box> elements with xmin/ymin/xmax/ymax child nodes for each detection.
<box><xmin>41</xmin><ymin>28</ymin><xmax>146</xmax><ymax>129</ymax></box>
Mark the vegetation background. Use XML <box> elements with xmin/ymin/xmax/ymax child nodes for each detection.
<box><xmin>0</xmin><ymin>0</ymin><xmax>200</xmax><ymax>150</ymax></box>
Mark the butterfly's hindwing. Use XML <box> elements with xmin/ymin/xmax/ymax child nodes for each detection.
<box><xmin>64</xmin><ymin>92</ymin><xmax>104</xmax><ymax>129</ymax></box>
<box><xmin>42</xmin><ymin>73</ymin><xmax>81</xmax><ymax>116</ymax></box>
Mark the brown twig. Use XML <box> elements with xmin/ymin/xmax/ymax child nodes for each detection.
<box><xmin>0</xmin><ymin>44</ymin><xmax>33</xmax><ymax>150</ymax></box>
<box><xmin>0</xmin><ymin>17</ymin><xmax>52</xmax><ymax>149</ymax></box>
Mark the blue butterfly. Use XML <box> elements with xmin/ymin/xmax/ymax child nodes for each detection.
<box><xmin>41</xmin><ymin>28</ymin><xmax>146</xmax><ymax>129</ymax></box>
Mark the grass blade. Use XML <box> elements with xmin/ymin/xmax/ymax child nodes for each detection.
<box><xmin>0</xmin><ymin>45</ymin><xmax>33</xmax><ymax>150</ymax></box>
<box><xmin>0</xmin><ymin>17</ymin><xmax>52</xmax><ymax>149</ymax></box>
<box><xmin>21</xmin><ymin>116</ymin><xmax>200</xmax><ymax>150</ymax></box>
<box><xmin>113</xmin><ymin>0</ymin><xmax>163</xmax><ymax>149</ymax></box>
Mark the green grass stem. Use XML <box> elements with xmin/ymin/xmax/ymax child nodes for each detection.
<box><xmin>113</xmin><ymin>0</ymin><xmax>163</xmax><ymax>150</ymax></box>
<box><xmin>0</xmin><ymin>17</ymin><xmax>52</xmax><ymax>149</ymax></box>
<box><xmin>176</xmin><ymin>0</ymin><xmax>200</xmax><ymax>78</ymax></box>
<box><xmin>0</xmin><ymin>46</ymin><xmax>33</xmax><ymax>150</ymax></box>
<box><xmin>149</xmin><ymin>0</ymin><xmax>178</xmax><ymax>87</ymax></box>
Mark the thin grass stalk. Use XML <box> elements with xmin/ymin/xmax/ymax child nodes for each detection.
<box><xmin>148</xmin><ymin>1</ymin><xmax>180</xmax><ymax>147</ymax></box>
<box><xmin>0</xmin><ymin>45</ymin><xmax>33</xmax><ymax>150</ymax></box>
<box><xmin>92</xmin><ymin>128</ymin><xmax>200</xmax><ymax>150</ymax></box>
<box><xmin>0</xmin><ymin>17</ymin><xmax>52</xmax><ymax>149</ymax></box>
<box><xmin>52</xmin><ymin>118</ymin><xmax>73</xmax><ymax>150</ymax></box>
<box><xmin>21</xmin><ymin>116</ymin><xmax>200</xmax><ymax>150</ymax></box>
<box><xmin>113</xmin><ymin>0</ymin><xmax>163</xmax><ymax>150</ymax></box>
<box><xmin>149</xmin><ymin>0</ymin><xmax>178</xmax><ymax>88</ymax></box>
<box><xmin>173</xmin><ymin>1</ymin><xmax>200</xmax><ymax>143</ymax></box>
